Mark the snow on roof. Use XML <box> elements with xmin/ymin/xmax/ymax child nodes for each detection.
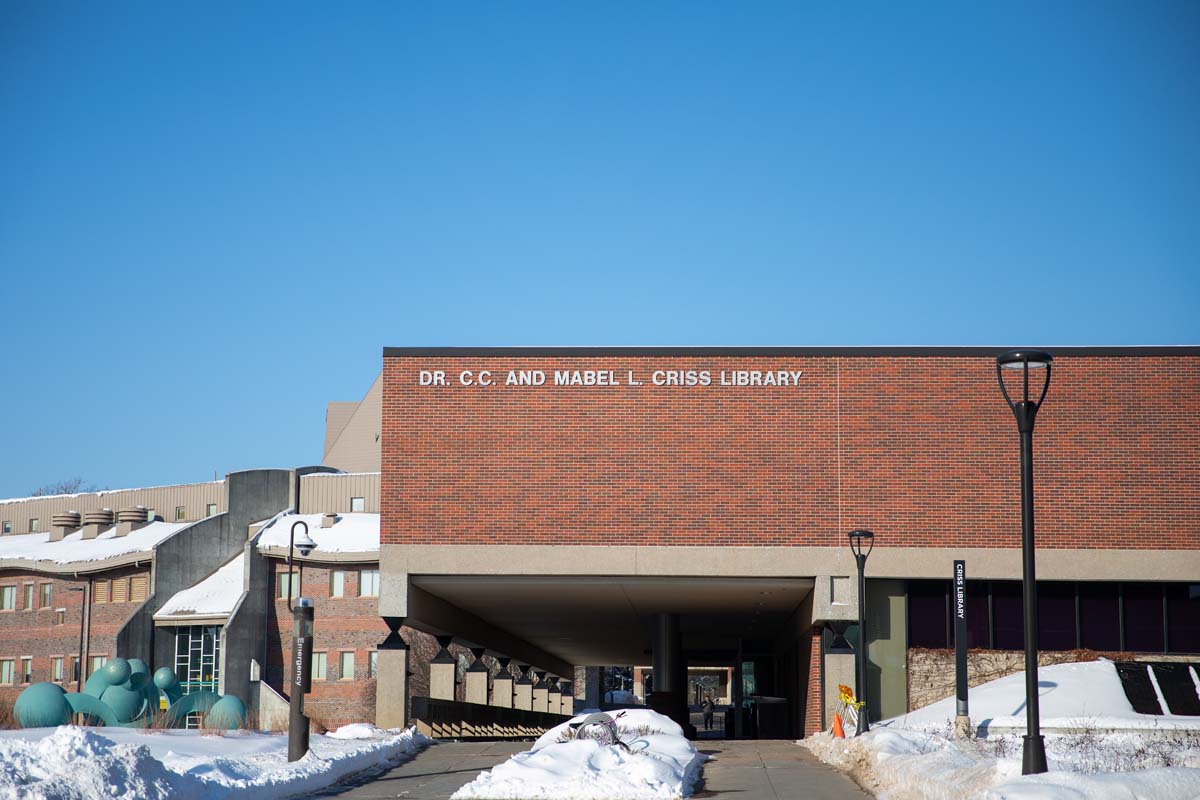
<box><xmin>155</xmin><ymin>553</ymin><xmax>245</xmax><ymax>619</ymax></box>
<box><xmin>0</xmin><ymin>520</ymin><xmax>192</xmax><ymax>565</ymax></box>
<box><xmin>255</xmin><ymin>512</ymin><xmax>379</xmax><ymax>554</ymax></box>
<box><xmin>0</xmin><ymin>481</ymin><xmax>224</xmax><ymax>505</ymax></box>
<box><xmin>300</xmin><ymin>472</ymin><xmax>378</xmax><ymax>478</ymax></box>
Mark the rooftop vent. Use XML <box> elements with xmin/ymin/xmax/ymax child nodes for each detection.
<box><xmin>50</xmin><ymin>511</ymin><xmax>82</xmax><ymax>542</ymax></box>
<box><xmin>82</xmin><ymin>508</ymin><xmax>114</xmax><ymax>540</ymax></box>
<box><xmin>115</xmin><ymin>506</ymin><xmax>149</xmax><ymax>537</ymax></box>
<box><xmin>321</xmin><ymin>512</ymin><xmax>338</xmax><ymax>528</ymax></box>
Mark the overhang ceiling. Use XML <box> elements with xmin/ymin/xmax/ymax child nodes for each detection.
<box><xmin>410</xmin><ymin>575</ymin><xmax>813</xmax><ymax>665</ymax></box>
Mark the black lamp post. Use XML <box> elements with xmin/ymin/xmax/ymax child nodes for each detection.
<box><xmin>995</xmin><ymin>349</ymin><xmax>1053</xmax><ymax>775</ymax></box>
<box><xmin>286</xmin><ymin>520</ymin><xmax>317</xmax><ymax>762</ymax></box>
<box><xmin>848</xmin><ymin>529</ymin><xmax>874</xmax><ymax>735</ymax></box>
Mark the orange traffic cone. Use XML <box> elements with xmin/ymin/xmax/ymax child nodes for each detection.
<box><xmin>832</xmin><ymin>713</ymin><xmax>845</xmax><ymax>738</ymax></box>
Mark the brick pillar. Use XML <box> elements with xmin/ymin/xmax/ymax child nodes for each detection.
<box><xmin>465</xmin><ymin>647</ymin><xmax>489</xmax><ymax>705</ymax></box>
<box><xmin>513</xmin><ymin>663</ymin><xmax>533</xmax><ymax>711</ymax></box>
<box><xmin>804</xmin><ymin>626</ymin><xmax>824</xmax><ymax>737</ymax></box>
<box><xmin>376</xmin><ymin>617</ymin><xmax>410</xmax><ymax>729</ymax></box>
<box><xmin>531</xmin><ymin>670</ymin><xmax>549</xmax><ymax>712</ymax></box>
<box><xmin>491</xmin><ymin>657</ymin><xmax>513</xmax><ymax>708</ymax></box>
<box><xmin>430</xmin><ymin>635</ymin><xmax>456</xmax><ymax>701</ymax></box>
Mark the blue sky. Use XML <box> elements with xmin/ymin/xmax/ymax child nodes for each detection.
<box><xmin>1</xmin><ymin>1</ymin><xmax>1197</xmax><ymax>496</ymax></box>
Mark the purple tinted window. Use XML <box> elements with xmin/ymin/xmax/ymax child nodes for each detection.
<box><xmin>908</xmin><ymin>580</ymin><xmax>948</xmax><ymax>648</ymax></box>
<box><xmin>992</xmin><ymin>581</ymin><xmax>1024</xmax><ymax>650</ymax></box>
<box><xmin>1079</xmin><ymin>582</ymin><xmax>1120</xmax><ymax>652</ymax></box>
<box><xmin>1038</xmin><ymin>582</ymin><xmax>1076</xmax><ymax>651</ymax></box>
<box><xmin>1123</xmin><ymin>583</ymin><xmax>1165</xmax><ymax>653</ymax></box>
<box><xmin>1166</xmin><ymin>584</ymin><xmax>1200</xmax><ymax>654</ymax></box>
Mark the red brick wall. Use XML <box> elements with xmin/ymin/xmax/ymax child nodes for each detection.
<box><xmin>382</xmin><ymin>354</ymin><xmax>1199</xmax><ymax>549</ymax></box>
<box><xmin>262</xmin><ymin>558</ymin><xmax>461</xmax><ymax>728</ymax></box>
<box><xmin>0</xmin><ymin>567</ymin><xmax>149</xmax><ymax>704</ymax></box>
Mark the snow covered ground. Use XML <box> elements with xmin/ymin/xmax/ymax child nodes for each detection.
<box><xmin>802</xmin><ymin>659</ymin><xmax>1200</xmax><ymax>799</ymax></box>
<box><xmin>451</xmin><ymin>709</ymin><xmax>706</xmax><ymax>800</ymax></box>
<box><xmin>0</xmin><ymin>722</ymin><xmax>430</xmax><ymax>800</ymax></box>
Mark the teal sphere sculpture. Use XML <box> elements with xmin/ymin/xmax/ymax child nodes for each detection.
<box><xmin>153</xmin><ymin>667</ymin><xmax>178</xmax><ymax>691</ymax></box>
<box><xmin>100</xmin><ymin>658</ymin><xmax>132</xmax><ymax>687</ymax></box>
<box><xmin>206</xmin><ymin>695</ymin><xmax>247</xmax><ymax>729</ymax></box>
<box><xmin>14</xmin><ymin>683</ymin><xmax>70</xmax><ymax>728</ymax></box>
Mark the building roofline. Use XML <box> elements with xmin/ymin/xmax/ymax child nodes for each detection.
<box><xmin>384</xmin><ymin>345</ymin><xmax>1200</xmax><ymax>358</ymax></box>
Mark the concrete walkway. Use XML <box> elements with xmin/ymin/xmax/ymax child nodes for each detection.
<box><xmin>695</xmin><ymin>740</ymin><xmax>871</xmax><ymax>799</ymax></box>
<box><xmin>327</xmin><ymin>738</ymin><xmax>869</xmax><ymax>799</ymax></box>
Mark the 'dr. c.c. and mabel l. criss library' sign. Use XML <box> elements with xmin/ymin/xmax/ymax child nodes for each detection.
<box><xmin>416</xmin><ymin>368</ymin><xmax>805</xmax><ymax>389</ymax></box>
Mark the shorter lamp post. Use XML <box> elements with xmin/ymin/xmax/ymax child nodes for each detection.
<box><xmin>67</xmin><ymin>586</ymin><xmax>87</xmax><ymax>692</ymax></box>
<box><xmin>848</xmin><ymin>529</ymin><xmax>875</xmax><ymax>735</ymax></box>
<box><xmin>286</xmin><ymin>521</ymin><xmax>317</xmax><ymax>762</ymax></box>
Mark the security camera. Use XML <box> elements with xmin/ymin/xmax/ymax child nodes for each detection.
<box><xmin>292</xmin><ymin>521</ymin><xmax>317</xmax><ymax>558</ymax></box>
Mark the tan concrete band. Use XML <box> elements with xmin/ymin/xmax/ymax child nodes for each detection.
<box><xmin>0</xmin><ymin>553</ymin><xmax>154</xmax><ymax>575</ymax></box>
<box><xmin>257</xmin><ymin>546</ymin><xmax>379</xmax><ymax>564</ymax></box>
<box><xmin>384</xmin><ymin>544</ymin><xmax>1200</xmax><ymax>583</ymax></box>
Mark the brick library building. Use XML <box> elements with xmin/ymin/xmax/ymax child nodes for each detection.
<box><xmin>2</xmin><ymin>346</ymin><xmax>1197</xmax><ymax>739</ymax></box>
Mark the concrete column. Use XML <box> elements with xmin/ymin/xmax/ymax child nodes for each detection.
<box><xmin>491</xmin><ymin>657</ymin><xmax>514</xmax><ymax>708</ymax></box>
<box><xmin>513</xmin><ymin>663</ymin><xmax>533</xmax><ymax>711</ymax></box>
<box><xmin>375</xmin><ymin>617</ymin><xmax>410</xmax><ymax>729</ymax></box>
<box><xmin>560</xmin><ymin>681</ymin><xmax>574</xmax><ymax>716</ymax></box>
<box><xmin>546</xmin><ymin>676</ymin><xmax>561</xmax><ymax>714</ymax></box>
<box><xmin>583</xmin><ymin>666</ymin><xmax>601</xmax><ymax>709</ymax></box>
<box><xmin>531</xmin><ymin>670</ymin><xmax>549</xmax><ymax>713</ymax></box>
<box><xmin>430</xmin><ymin>635</ymin><xmax>457</xmax><ymax>701</ymax></box>
<box><xmin>649</xmin><ymin>613</ymin><xmax>692</xmax><ymax>736</ymax></box>
<box><xmin>464</xmin><ymin>647</ymin><xmax>489</xmax><ymax>705</ymax></box>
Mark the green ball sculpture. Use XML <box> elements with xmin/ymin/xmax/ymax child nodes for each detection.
<box><xmin>15</xmin><ymin>656</ymin><xmax>245</xmax><ymax>730</ymax></box>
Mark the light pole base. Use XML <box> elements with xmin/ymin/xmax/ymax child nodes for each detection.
<box><xmin>1022</xmin><ymin>734</ymin><xmax>1047</xmax><ymax>774</ymax></box>
<box><xmin>954</xmin><ymin>714</ymin><xmax>972</xmax><ymax>740</ymax></box>
<box><xmin>856</xmin><ymin>712</ymin><xmax>870</xmax><ymax>736</ymax></box>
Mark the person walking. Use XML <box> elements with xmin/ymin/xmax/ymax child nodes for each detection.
<box><xmin>702</xmin><ymin>696</ymin><xmax>715</xmax><ymax>731</ymax></box>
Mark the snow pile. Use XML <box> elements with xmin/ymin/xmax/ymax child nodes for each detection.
<box><xmin>802</xmin><ymin>660</ymin><xmax>1200</xmax><ymax>800</ymax></box>
<box><xmin>0</xmin><ymin>521</ymin><xmax>191</xmax><ymax>565</ymax></box>
<box><xmin>155</xmin><ymin>553</ymin><xmax>245</xmax><ymax>619</ymax></box>
<box><xmin>604</xmin><ymin>690</ymin><xmax>642</xmax><ymax>705</ymax></box>
<box><xmin>451</xmin><ymin>709</ymin><xmax>705</xmax><ymax>800</ymax></box>
<box><xmin>255</xmin><ymin>513</ymin><xmax>379</xmax><ymax>554</ymax></box>
<box><xmin>0</xmin><ymin>723</ymin><xmax>431</xmax><ymax>799</ymax></box>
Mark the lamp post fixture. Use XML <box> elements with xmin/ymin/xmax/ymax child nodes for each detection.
<box><xmin>286</xmin><ymin>521</ymin><xmax>317</xmax><ymax>762</ymax></box>
<box><xmin>67</xmin><ymin>586</ymin><xmax>87</xmax><ymax>692</ymax></box>
<box><xmin>995</xmin><ymin>349</ymin><xmax>1053</xmax><ymax>775</ymax></box>
<box><xmin>848</xmin><ymin>529</ymin><xmax>874</xmax><ymax>735</ymax></box>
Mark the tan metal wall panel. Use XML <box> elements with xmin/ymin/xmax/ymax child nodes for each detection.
<box><xmin>299</xmin><ymin>473</ymin><xmax>381</xmax><ymax>514</ymax></box>
<box><xmin>0</xmin><ymin>481</ymin><xmax>226</xmax><ymax>535</ymax></box>
<box><xmin>322</xmin><ymin>374</ymin><xmax>381</xmax><ymax>473</ymax></box>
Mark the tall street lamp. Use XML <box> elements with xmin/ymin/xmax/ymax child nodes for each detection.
<box><xmin>848</xmin><ymin>529</ymin><xmax>874</xmax><ymax>735</ymax></box>
<box><xmin>995</xmin><ymin>349</ymin><xmax>1053</xmax><ymax>775</ymax></box>
<box><xmin>287</xmin><ymin>520</ymin><xmax>317</xmax><ymax>762</ymax></box>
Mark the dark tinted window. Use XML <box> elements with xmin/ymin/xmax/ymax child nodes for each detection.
<box><xmin>1123</xmin><ymin>583</ymin><xmax>1165</xmax><ymax>653</ymax></box>
<box><xmin>965</xmin><ymin>581</ymin><xmax>990</xmax><ymax>648</ymax></box>
<box><xmin>1079</xmin><ymin>582</ymin><xmax>1120</xmax><ymax>651</ymax></box>
<box><xmin>908</xmin><ymin>580</ymin><xmax>948</xmax><ymax>648</ymax></box>
<box><xmin>1038</xmin><ymin>582</ymin><xmax>1077</xmax><ymax>650</ymax></box>
<box><xmin>992</xmin><ymin>581</ymin><xmax>1024</xmax><ymax>650</ymax></box>
<box><xmin>1166</xmin><ymin>584</ymin><xmax>1200</xmax><ymax>654</ymax></box>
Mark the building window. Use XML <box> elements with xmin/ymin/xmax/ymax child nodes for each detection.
<box><xmin>906</xmin><ymin>580</ymin><xmax>948</xmax><ymax>648</ymax></box>
<box><xmin>990</xmin><ymin>581</ymin><xmax>1025</xmax><ymax>650</ymax></box>
<box><xmin>1124</xmin><ymin>583</ymin><xmax>1165</xmax><ymax>653</ymax></box>
<box><xmin>1038</xmin><ymin>582</ymin><xmax>1077</xmax><ymax>651</ymax></box>
<box><xmin>0</xmin><ymin>585</ymin><xmax>15</xmax><ymax>611</ymax></box>
<box><xmin>52</xmin><ymin>657</ymin><xmax>64</xmax><ymax>682</ymax></box>
<box><xmin>70</xmin><ymin>656</ymin><xmax>80</xmax><ymax>683</ymax></box>
<box><xmin>1167</xmin><ymin>584</ymin><xmax>1200</xmax><ymax>653</ymax></box>
<box><xmin>368</xmin><ymin>651</ymin><xmax>378</xmax><ymax>679</ymax></box>
<box><xmin>359</xmin><ymin>569</ymin><xmax>380</xmax><ymax>597</ymax></box>
<box><xmin>23</xmin><ymin>584</ymin><xmax>34</xmax><ymax>611</ymax></box>
<box><xmin>90</xmin><ymin>655</ymin><xmax>108</xmax><ymax>676</ymax></box>
<box><xmin>339</xmin><ymin>651</ymin><xmax>355</xmax><ymax>680</ymax></box>
<box><xmin>55</xmin><ymin>609</ymin><xmax>66</xmax><ymax>626</ymax></box>
<box><xmin>112</xmin><ymin>577</ymin><xmax>129</xmax><ymax>604</ymax></box>
<box><xmin>175</xmin><ymin>506</ymin><xmax>186</xmax><ymax>521</ymax></box>
<box><xmin>206</xmin><ymin>503</ymin><xmax>217</xmax><ymax>517</ymax></box>
<box><xmin>1079</xmin><ymin>582</ymin><xmax>1120</xmax><ymax>651</ymax></box>
<box><xmin>0</xmin><ymin>660</ymin><xmax>13</xmax><ymax>685</ymax></box>
<box><xmin>94</xmin><ymin>580</ymin><xmax>111</xmax><ymax>604</ymax></box>
<box><xmin>29</xmin><ymin>518</ymin><xmax>39</xmax><ymax>533</ymax></box>
<box><xmin>20</xmin><ymin>657</ymin><xmax>31</xmax><ymax>683</ymax></box>
<box><xmin>2</xmin><ymin>521</ymin><xmax>10</xmax><ymax>534</ymax></box>
<box><xmin>40</xmin><ymin>583</ymin><xmax>52</xmax><ymax>608</ymax></box>
<box><xmin>312</xmin><ymin>652</ymin><xmax>328</xmax><ymax>681</ymax></box>
<box><xmin>278</xmin><ymin>571</ymin><xmax>299</xmax><ymax>600</ymax></box>
<box><xmin>173</xmin><ymin>625</ymin><xmax>221</xmax><ymax>729</ymax></box>
<box><xmin>350</xmin><ymin>496</ymin><xmax>365</xmax><ymax>513</ymax></box>
<box><xmin>130</xmin><ymin>575</ymin><xmax>149</xmax><ymax>603</ymax></box>
<box><xmin>330</xmin><ymin>570</ymin><xmax>346</xmax><ymax>598</ymax></box>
